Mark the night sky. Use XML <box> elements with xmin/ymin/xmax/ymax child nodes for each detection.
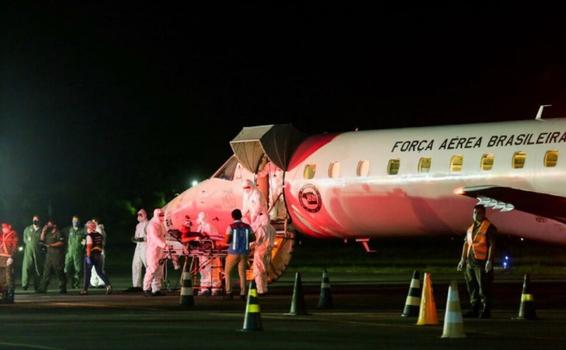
<box><xmin>2</xmin><ymin>4</ymin><xmax>566</xmax><ymax>234</ymax></box>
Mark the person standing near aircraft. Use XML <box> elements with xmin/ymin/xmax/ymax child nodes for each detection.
<box><xmin>251</xmin><ymin>213</ymin><xmax>276</xmax><ymax>295</ymax></box>
<box><xmin>241</xmin><ymin>179</ymin><xmax>268</xmax><ymax>227</ymax></box>
<box><xmin>89</xmin><ymin>218</ymin><xmax>107</xmax><ymax>288</ymax></box>
<box><xmin>128</xmin><ymin>209</ymin><xmax>148</xmax><ymax>292</ymax></box>
<box><xmin>457</xmin><ymin>204</ymin><xmax>497</xmax><ymax>319</ymax></box>
<box><xmin>0</xmin><ymin>223</ymin><xmax>18</xmax><ymax>303</ymax></box>
<box><xmin>224</xmin><ymin>209</ymin><xmax>255</xmax><ymax>300</ymax></box>
<box><xmin>143</xmin><ymin>209</ymin><xmax>167</xmax><ymax>297</ymax></box>
<box><xmin>64</xmin><ymin>216</ymin><xmax>86</xmax><ymax>289</ymax></box>
<box><xmin>38</xmin><ymin>220</ymin><xmax>67</xmax><ymax>294</ymax></box>
<box><xmin>81</xmin><ymin>221</ymin><xmax>112</xmax><ymax>295</ymax></box>
<box><xmin>22</xmin><ymin>215</ymin><xmax>44</xmax><ymax>291</ymax></box>
<box><xmin>195</xmin><ymin>211</ymin><xmax>223</xmax><ymax>296</ymax></box>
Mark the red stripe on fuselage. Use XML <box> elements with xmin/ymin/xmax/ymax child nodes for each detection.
<box><xmin>287</xmin><ymin>133</ymin><xmax>340</xmax><ymax>171</ymax></box>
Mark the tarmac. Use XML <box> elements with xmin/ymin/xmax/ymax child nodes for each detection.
<box><xmin>2</xmin><ymin>274</ymin><xmax>566</xmax><ymax>350</ymax></box>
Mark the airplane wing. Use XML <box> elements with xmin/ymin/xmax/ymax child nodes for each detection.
<box><xmin>459</xmin><ymin>185</ymin><xmax>566</xmax><ymax>224</ymax></box>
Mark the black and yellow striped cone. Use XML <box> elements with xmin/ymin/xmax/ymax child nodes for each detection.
<box><xmin>287</xmin><ymin>272</ymin><xmax>308</xmax><ymax>315</ymax></box>
<box><xmin>317</xmin><ymin>269</ymin><xmax>333</xmax><ymax>309</ymax></box>
<box><xmin>401</xmin><ymin>270</ymin><xmax>421</xmax><ymax>317</ymax></box>
<box><xmin>516</xmin><ymin>274</ymin><xmax>537</xmax><ymax>320</ymax></box>
<box><xmin>179</xmin><ymin>259</ymin><xmax>194</xmax><ymax>307</ymax></box>
<box><xmin>242</xmin><ymin>280</ymin><xmax>262</xmax><ymax>331</ymax></box>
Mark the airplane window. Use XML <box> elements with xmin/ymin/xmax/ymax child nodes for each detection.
<box><xmin>512</xmin><ymin>151</ymin><xmax>527</xmax><ymax>169</ymax></box>
<box><xmin>418</xmin><ymin>157</ymin><xmax>431</xmax><ymax>173</ymax></box>
<box><xmin>328</xmin><ymin>162</ymin><xmax>341</xmax><ymax>178</ymax></box>
<box><xmin>545</xmin><ymin>150</ymin><xmax>559</xmax><ymax>167</ymax></box>
<box><xmin>387</xmin><ymin>159</ymin><xmax>400</xmax><ymax>175</ymax></box>
<box><xmin>357</xmin><ymin>160</ymin><xmax>370</xmax><ymax>177</ymax></box>
<box><xmin>481</xmin><ymin>154</ymin><xmax>494</xmax><ymax>171</ymax></box>
<box><xmin>304</xmin><ymin>164</ymin><xmax>316</xmax><ymax>179</ymax></box>
<box><xmin>450</xmin><ymin>155</ymin><xmax>463</xmax><ymax>173</ymax></box>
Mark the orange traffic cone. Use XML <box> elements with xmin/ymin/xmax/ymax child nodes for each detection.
<box><xmin>441</xmin><ymin>281</ymin><xmax>465</xmax><ymax>338</ymax></box>
<box><xmin>242</xmin><ymin>280</ymin><xmax>262</xmax><ymax>331</ymax></box>
<box><xmin>416</xmin><ymin>272</ymin><xmax>439</xmax><ymax>325</ymax></box>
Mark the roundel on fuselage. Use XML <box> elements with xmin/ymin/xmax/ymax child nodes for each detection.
<box><xmin>298</xmin><ymin>184</ymin><xmax>322</xmax><ymax>213</ymax></box>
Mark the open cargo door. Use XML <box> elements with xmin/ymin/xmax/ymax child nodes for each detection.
<box><xmin>229</xmin><ymin>124</ymin><xmax>305</xmax><ymax>173</ymax></box>
<box><xmin>231</xmin><ymin>124</ymin><xmax>304</xmax><ymax>283</ymax></box>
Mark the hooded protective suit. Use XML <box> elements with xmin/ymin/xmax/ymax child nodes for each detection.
<box><xmin>251</xmin><ymin>214</ymin><xmax>276</xmax><ymax>294</ymax></box>
<box><xmin>143</xmin><ymin>209</ymin><xmax>166</xmax><ymax>293</ymax></box>
<box><xmin>196</xmin><ymin>212</ymin><xmax>223</xmax><ymax>295</ymax></box>
<box><xmin>132</xmin><ymin>209</ymin><xmax>148</xmax><ymax>288</ymax></box>
<box><xmin>242</xmin><ymin>179</ymin><xmax>268</xmax><ymax>227</ymax></box>
<box><xmin>258</xmin><ymin>161</ymin><xmax>285</xmax><ymax>220</ymax></box>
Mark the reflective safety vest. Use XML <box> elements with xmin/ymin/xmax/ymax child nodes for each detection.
<box><xmin>466</xmin><ymin>220</ymin><xmax>491</xmax><ymax>260</ymax></box>
<box><xmin>228</xmin><ymin>222</ymin><xmax>252</xmax><ymax>255</ymax></box>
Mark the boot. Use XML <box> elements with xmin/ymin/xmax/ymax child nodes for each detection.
<box><xmin>5</xmin><ymin>289</ymin><xmax>15</xmax><ymax>304</ymax></box>
<box><xmin>463</xmin><ymin>304</ymin><xmax>480</xmax><ymax>318</ymax></box>
<box><xmin>479</xmin><ymin>305</ymin><xmax>491</xmax><ymax>319</ymax></box>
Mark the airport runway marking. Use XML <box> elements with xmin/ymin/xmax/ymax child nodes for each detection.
<box><xmin>0</xmin><ymin>342</ymin><xmax>63</xmax><ymax>350</ymax></box>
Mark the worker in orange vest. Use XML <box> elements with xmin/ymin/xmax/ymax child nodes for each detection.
<box><xmin>457</xmin><ymin>204</ymin><xmax>496</xmax><ymax>319</ymax></box>
<box><xmin>0</xmin><ymin>223</ymin><xmax>18</xmax><ymax>303</ymax></box>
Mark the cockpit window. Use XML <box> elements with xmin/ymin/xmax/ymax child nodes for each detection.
<box><xmin>213</xmin><ymin>156</ymin><xmax>239</xmax><ymax>180</ymax></box>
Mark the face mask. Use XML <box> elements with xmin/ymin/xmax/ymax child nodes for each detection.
<box><xmin>33</xmin><ymin>220</ymin><xmax>40</xmax><ymax>226</ymax></box>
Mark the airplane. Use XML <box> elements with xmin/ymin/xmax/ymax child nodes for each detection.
<box><xmin>163</xmin><ymin>106</ymin><xmax>566</xmax><ymax>281</ymax></box>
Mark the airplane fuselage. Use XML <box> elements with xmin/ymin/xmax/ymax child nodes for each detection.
<box><xmin>165</xmin><ymin>118</ymin><xmax>566</xmax><ymax>245</ymax></box>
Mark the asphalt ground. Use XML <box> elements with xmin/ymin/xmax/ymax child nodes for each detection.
<box><xmin>1</xmin><ymin>274</ymin><xmax>566</xmax><ymax>350</ymax></box>
<box><xmin>3</xmin><ymin>235</ymin><xmax>566</xmax><ymax>349</ymax></box>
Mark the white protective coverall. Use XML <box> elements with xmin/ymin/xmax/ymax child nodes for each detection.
<box><xmin>242</xmin><ymin>179</ymin><xmax>268</xmax><ymax>228</ymax></box>
<box><xmin>258</xmin><ymin>161</ymin><xmax>285</xmax><ymax>221</ymax></box>
<box><xmin>196</xmin><ymin>212</ymin><xmax>223</xmax><ymax>294</ymax></box>
<box><xmin>90</xmin><ymin>222</ymin><xmax>107</xmax><ymax>287</ymax></box>
<box><xmin>132</xmin><ymin>209</ymin><xmax>148</xmax><ymax>288</ymax></box>
<box><xmin>251</xmin><ymin>213</ymin><xmax>276</xmax><ymax>294</ymax></box>
<box><xmin>143</xmin><ymin>209</ymin><xmax>166</xmax><ymax>293</ymax></box>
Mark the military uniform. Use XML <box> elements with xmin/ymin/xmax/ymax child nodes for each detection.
<box><xmin>64</xmin><ymin>226</ymin><xmax>86</xmax><ymax>289</ymax></box>
<box><xmin>39</xmin><ymin>228</ymin><xmax>67</xmax><ymax>293</ymax></box>
<box><xmin>21</xmin><ymin>225</ymin><xmax>44</xmax><ymax>290</ymax></box>
<box><xmin>464</xmin><ymin>219</ymin><xmax>496</xmax><ymax>316</ymax></box>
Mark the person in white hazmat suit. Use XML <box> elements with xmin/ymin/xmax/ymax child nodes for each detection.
<box><xmin>143</xmin><ymin>208</ymin><xmax>166</xmax><ymax>296</ymax></box>
<box><xmin>258</xmin><ymin>161</ymin><xmax>285</xmax><ymax>221</ymax></box>
<box><xmin>128</xmin><ymin>209</ymin><xmax>148</xmax><ymax>292</ymax></box>
<box><xmin>251</xmin><ymin>213</ymin><xmax>276</xmax><ymax>295</ymax></box>
<box><xmin>241</xmin><ymin>179</ymin><xmax>268</xmax><ymax>227</ymax></box>
<box><xmin>89</xmin><ymin>219</ymin><xmax>107</xmax><ymax>288</ymax></box>
<box><xmin>195</xmin><ymin>212</ymin><xmax>223</xmax><ymax>296</ymax></box>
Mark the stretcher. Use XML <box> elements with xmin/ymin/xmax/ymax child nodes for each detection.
<box><xmin>161</xmin><ymin>230</ymin><xmax>227</xmax><ymax>292</ymax></box>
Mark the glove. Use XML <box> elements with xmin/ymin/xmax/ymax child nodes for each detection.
<box><xmin>457</xmin><ymin>259</ymin><xmax>465</xmax><ymax>272</ymax></box>
<box><xmin>485</xmin><ymin>260</ymin><xmax>493</xmax><ymax>273</ymax></box>
<box><xmin>6</xmin><ymin>258</ymin><xmax>13</xmax><ymax>266</ymax></box>
<box><xmin>85</xmin><ymin>256</ymin><xmax>92</xmax><ymax>265</ymax></box>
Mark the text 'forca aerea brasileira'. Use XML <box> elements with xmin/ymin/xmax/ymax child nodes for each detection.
<box><xmin>390</xmin><ymin>131</ymin><xmax>566</xmax><ymax>153</ymax></box>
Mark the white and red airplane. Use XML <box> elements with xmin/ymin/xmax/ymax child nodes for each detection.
<box><xmin>164</xmin><ymin>107</ymin><xmax>566</xmax><ymax>280</ymax></box>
